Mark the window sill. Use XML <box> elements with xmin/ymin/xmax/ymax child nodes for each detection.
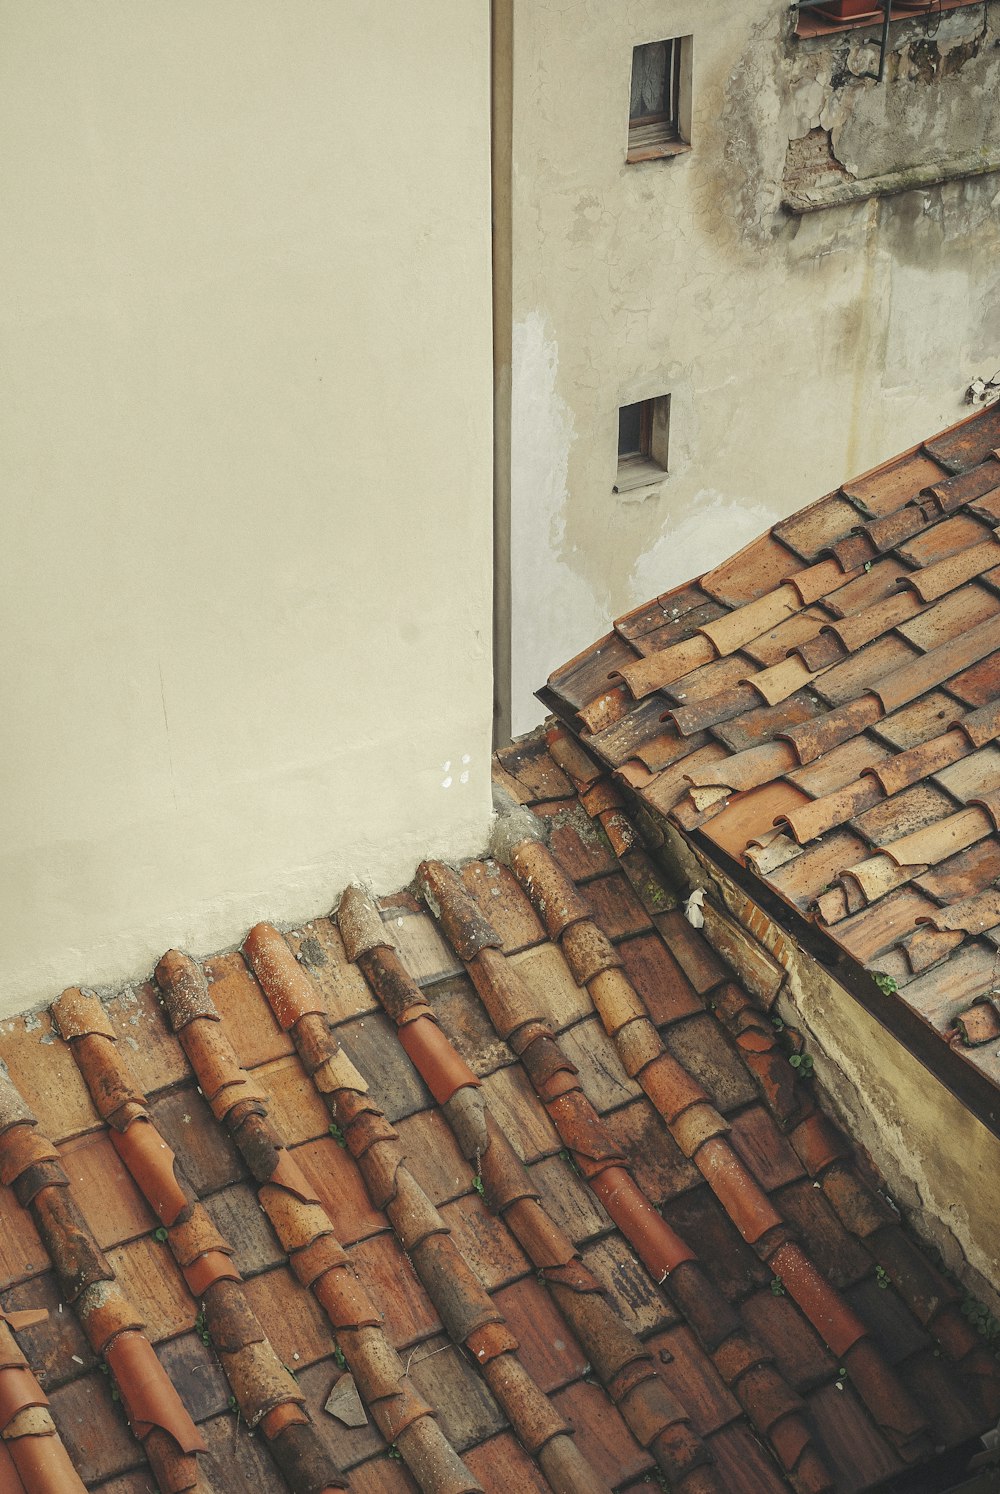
<box><xmin>626</xmin><ymin>124</ymin><xmax>689</xmax><ymax>165</ymax></box>
<box><xmin>784</xmin><ymin>147</ymin><xmax>1000</xmax><ymax>213</ymax></box>
<box><xmin>614</xmin><ymin>459</ymin><xmax>668</xmax><ymax>494</ymax></box>
<box><xmin>794</xmin><ymin>0</ymin><xmax>985</xmax><ymax>39</ymax></box>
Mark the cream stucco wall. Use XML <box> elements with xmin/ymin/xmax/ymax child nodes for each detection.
<box><xmin>0</xmin><ymin>2</ymin><xmax>494</xmax><ymax>1015</ymax></box>
<box><xmin>497</xmin><ymin>0</ymin><xmax>1000</xmax><ymax>733</ymax></box>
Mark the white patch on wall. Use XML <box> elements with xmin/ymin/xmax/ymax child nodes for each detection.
<box><xmin>510</xmin><ymin>310</ymin><xmax>607</xmax><ymax>737</ymax></box>
<box><xmin>628</xmin><ymin>489</ymin><xmax>779</xmax><ymax>604</ymax></box>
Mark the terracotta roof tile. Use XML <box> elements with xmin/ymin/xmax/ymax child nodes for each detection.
<box><xmin>645</xmin><ymin>1323</ymin><xmax>741</xmax><ymax>1435</ymax></box>
<box><xmin>924</xmin><ymin>401</ymin><xmax>1000</xmax><ymax>472</ymax></box>
<box><xmin>580</xmin><ymin>872</ymin><xmax>652</xmax><ymax>942</ymax></box>
<box><xmin>406</xmin><ymin>1336</ymin><xmax>506</xmax><ymax>1453</ymax></box>
<box><xmin>662</xmin><ymin>1015</ymin><xmax>758</xmax><ymax>1115</ymax></box>
<box><xmin>773</xmin><ymin>495</ymin><xmax>863</xmax><ymax>563</ymax></box>
<box><xmin>699</xmin><ymin>533</ymin><xmax>804</xmax><ymax>605</ymax></box>
<box><xmin>460</xmin><ymin>1431</ymin><xmax>551</xmax><ymax>1493</ymax></box>
<box><xmin>526</xmin><ymin>1153</ymin><xmax>612</xmax><ymax>1245</ymax></box>
<box><xmin>727</xmin><ymin>1107</ymin><xmax>805</xmax><ymax>1193</ymax></box>
<box><xmin>200</xmin><ymin>1181</ymin><xmax>284</xmax><ymax>1277</ymax></box>
<box><xmin>545</xmin><ymin>808</ymin><xmax>620</xmax><ymax>883</ymax></box>
<box><xmin>764</xmin><ymin>828</ymin><xmax>875</xmax><ymax>909</ymax></box>
<box><xmin>283</xmin><ymin>918</ymin><xmax>380</xmax><ymax>1023</ymax></box>
<box><xmin>948</xmin><ymin>646</ymin><xmax>1000</xmax><ymax>708</ymax></box>
<box><xmin>386</xmin><ymin>910</ymin><xmax>465</xmax><ymax>988</ymax></box>
<box><xmin>617</xmin><ymin>932</ymin><xmax>703</xmax><ymax>1026</ymax></box>
<box><xmin>457</xmin><ymin>860</ymin><xmax>541</xmax><ymax>950</ymax></box>
<box><xmin>772</xmin><ymin>1181</ymin><xmax>871</xmax><ymax>1289</ymax></box>
<box><xmin>665</xmin><ymin>1186</ymin><xmax>772</xmax><ymax>1301</ymax></box>
<box><xmin>896</xmin><ymin>580</ymin><xmax>1000</xmax><ymax>652</ymax></box>
<box><xmin>333</xmin><ymin>1011</ymin><xmax>432</xmax><ymax>1122</ymax></box>
<box><xmin>394</xmin><ymin>1108</ymin><xmax>474</xmax><ymax>1206</ymax></box>
<box><xmin>557</xmin><ymin>1017</ymin><xmax>642</xmax><ymax>1111</ymax></box>
<box><xmin>489</xmin><ymin>1276</ymin><xmax>587</xmax><ymax>1393</ymax></box>
<box><xmin>842</xmin><ymin>450</ymin><xmax>946</xmax><ymax>514</ymax></box>
<box><xmin>289</xmin><ymin>1136</ymin><xmax>388</xmax><ymax>1247</ymax></box>
<box><xmin>701</xmin><ymin>781</ymin><xmax>812</xmax><ymax>862</ymax></box>
<box><xmin>424</xmin><ymin>975</ymin><xmax>515</xmax><ymax>1078</ymax></box>
<box><xmin>56</xmin><ymin>1133</ymin><xmax>155</xmax><ymax>1249</ymax></box>
<box><xmin>1</xmin><ymin>1270</ymin><xmax>96</xmax><ymax>1390</ymax></box>
<box><xmin>107</xmin><ymin>982</ymin><xmax>190</xmax><ymax>1096</ymax></box>
<box><xmin>253</xmin><ymin>1055</ymin><xmax>331</xmax><ymax>1146</ymax></box>
<box><xmin>148</xmin><ymin>1085</ymin><xmax>246</xmax><ymax>1195</ymax></box>
<box><xmin>550</xmin><ymin>1379</ymin><xmax>655</xmax><ymax>1486</ymax></box>
<box><xmin>344</xmin><ymin>1453</ymin><xmax>422</xmax><ymax>1493</ymax></box>
<box><xmin>494</xmin><ymin>738</ymin><xmax>574</xmax><ymax>804</ymax></box>
<box><xmin>600</xmin><ymin>1098</ymin><xmax>700</xmax><ymax>1204</ymax></box>
<box><xmin>806</xmin><ymin>1381</ymin><xmax>904</xmax><ymax>1490</ymax></box>
<box><xmin>289</xmin><ymin>1359</ymin><xmax>384</xmax><ymax>1471</ymax></box>
<box><xmin>477</xmin><ymin>1064</ymin><xmax>561</xmax><ymax>1164</ymax></box>
<box><xmin>0</xmin><ymin>1015</ymin><xmax>100</xmax><ymax>1146</ymax></box>
<box><xmin>739</xmin><ymin>1288</ymin><xmax>835</xmax><ymax>1391</ymax></box>
<box><xmin>45</xmin><ymin>1371</ymin><xmax>144</xmax><ymax>1485</ymax></box>
<box><xmin>0</xmin><ymin>1193</ymin><xmax>46</xmax><ymax>1292</ymax></box>
<box><xmin>11</xmin><ymin>523</ymin><xmax>1000</xmax><ymax>1493</ymax></box>
<box><xmin>506</xmin><ymin>944</ymin><xmax>593</xmax><ymax>1032</ymax></box>
<box><xmin>652</xmin><ymin>911</ymin><xmax>726</xmax><ymax>995</ymax></box>
<box><xmin>204</xmin><ymin>953</ymin><xmax>294</xmax><ymax>1070</ymax></box>
<box><xmin>710</xmin><ymin>691</ymin><xmax>825</xmax><ymax>755</ymax></box>
<box><xmin>103</xmin><ymin>1237</ymin><xmax>195</xmax><ymax>1344</ymax></box>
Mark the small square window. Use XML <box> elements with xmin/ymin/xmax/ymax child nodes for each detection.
<box><xmin>615</xmin><ymin>396</ymin><xmax>670</xmax><ymax>492</ymax></box>
<box><xmin>627</xmin><ymin>38</ymin><xmax>691</xmax><ymax>163</ymax></box>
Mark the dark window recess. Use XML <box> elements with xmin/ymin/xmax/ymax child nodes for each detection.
<box><xmin>615</xmin><ymin>397</ymin><xmax>670</xmax><ymax>493</ymax></box>
<box><xmin>628</xmin><ymin>39</ymin><xmax>689</xmax><ymax>162</ymax></box>
<box><xmin>618</xmin><ymin>400</ymin><xmax>649</xmax><ymax>460</ymax></box>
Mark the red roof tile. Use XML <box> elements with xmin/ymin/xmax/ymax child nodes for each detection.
<box><xmin>6</xmin><ymin>520</ymin><xmax>1000</xmax><ymax>1492</ymax></box>
<box><xmin>545</xmin><ymin>405</ymin><xmax>1000</xmax><ymax>1112</ymax></box>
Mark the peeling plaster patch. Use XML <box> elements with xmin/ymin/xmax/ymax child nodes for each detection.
<box><xmin>509</xmin><ymin>310</ymin><xmax>606</xmax><ymax>735</ymax></box>
<box><xmin>628</xmin><ymin>490</ymin><xmax>779</xmax><ymax>606</ymax></box>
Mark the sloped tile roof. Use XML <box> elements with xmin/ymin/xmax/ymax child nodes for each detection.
<box><xmin>540</xmin><ymin>403</ymin><xmax>1000</xmax><ymax>1110</ymax></box>
<box><xmin>0</xmin><ymin>713</ymin><xmax>998</xmax><ymax>1490</ymax></box>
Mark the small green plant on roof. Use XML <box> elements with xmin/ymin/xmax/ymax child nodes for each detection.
<box><xmin>873</xmin><ymin>971</ymin><xmax>898</xmax><ymax>996</ymax></box>
<box><xmin>333</xmin><ymin>1345</ymin><xmax>347</xmax><ymax>1371</ymax></box>
<box><xmin>789</xmin><ymin>1052</ymin><xmax>814</xmax><ymax>1079</ymax></box>
<box><xmin>835</xmin><ymin>1366</ymin><xmax>848</xmax><ymax>1390</ymax></box>
<box><xmin>387</xmin><ymin>1444</ymin><xmax>402</xmax><ymax>1461</ymax></box>
<box><xmin>962</xmin><ymin>1294</ymin><xmax>1000</xmax><ymax>1350</ymax></box>
<box><xmin>153</xmin><ymin>1226</ymin><xmax>169</xmax><ymax>1243</ymax></box>
<box><xmin>771</xmin><ymin>1014</ymin><xmax>784</xmax><ymax>1031</ymax></box>
<box><xmin>875</xmin><ymin>1264</ymin><xmax>891</xmax><ymax>1291</ymax></box>
<box><xmin>329</xmin><ymin>1120</ymin><xmax>348</xmax><ymax>1148</ymax></box>
<box><xmin>194</xmin><ymin>1310</ymin><xmax>211</xmax><ymax>1347</ymax></box>
<box><xmin>472</xmin><ymin>1173</ymin><xmax>485</xmax><ymax>1198</ymax></box>
<box><xmin>770</xmin><ymin>1275</ymin><xmax>785</xmax><ymax>1297</ymax></box>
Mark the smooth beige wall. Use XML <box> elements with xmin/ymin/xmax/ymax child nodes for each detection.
<box><xmin>500</xmin><ymin>0</ymin><xmax>1000</xmax><ymax>732</ymax></box>
<box><xmin>0</xmin><ymin>2</ymin><xmax>494</xmax><ymax>1014</ymax></box>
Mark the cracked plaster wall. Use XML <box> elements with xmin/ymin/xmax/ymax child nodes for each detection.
<box><xmin>503</xmin><ymin>0</ymin><xmax>1000</xmax><ymax>733</ymax></box>
<box><xmin>0</xmin><ymin>2</ymin><xmax>494</xmax><ymax>1016</ymax></box>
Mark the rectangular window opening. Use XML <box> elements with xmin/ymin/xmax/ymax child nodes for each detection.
<box><xmin>615</xmin><ymin>396</ymin><xmax>670</xmax><ymax>493</ymax></box>
<box><xmin>627</xmin><ymin>38</ymin><xmax>690</xmax><ymax>163</ymax></box>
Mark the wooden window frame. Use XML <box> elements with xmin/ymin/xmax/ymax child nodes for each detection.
<box><xmin>615</xmin><ymin>396</ymin><xmax>671</xmax><ymax>492</ymax></box>
<box><xmin>627</xmin><ymin>37</ymin><xmax>692</xmax><ymax>164</ymax></box>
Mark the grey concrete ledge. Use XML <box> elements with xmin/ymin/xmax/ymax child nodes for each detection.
<box><xmin>783</xmin><ymin>150</ymin><xmax>1000</xmax><ymax>212</ymax></box>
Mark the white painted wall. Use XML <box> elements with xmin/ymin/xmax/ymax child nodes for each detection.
<box><xmin>0</xmin><ymin>1</ymin><xmax>494</xmax><ymax>1014</ymax></box>
<box><xmin>499</xmin><ymin>0</ymin><xmax>1000</xmax><ymax>733</ymax></box>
